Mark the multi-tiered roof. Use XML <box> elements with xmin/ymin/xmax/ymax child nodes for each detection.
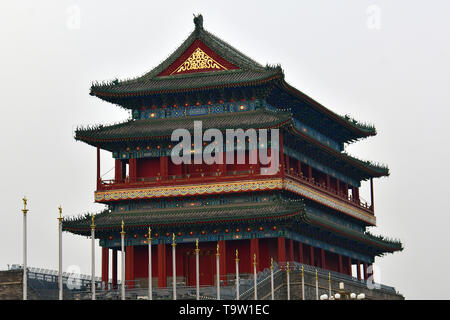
<box><xmin>66</xmin><ymin>15</ymin><xmax>402</xmax><ymax>258</ymax></box>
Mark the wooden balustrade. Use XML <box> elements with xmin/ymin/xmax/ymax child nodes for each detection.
<box><xmin>97</xmin><ymin>167</ymin><xmax>373</xmax><ymax>214</ymax></box>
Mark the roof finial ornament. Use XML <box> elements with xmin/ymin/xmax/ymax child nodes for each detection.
<box><xmin>193</xmin><ymin>14</ymin><xmax>203</xmax><ymax>30</ymax></box>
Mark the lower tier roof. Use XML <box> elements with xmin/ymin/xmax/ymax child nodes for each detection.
<box><xmin>62</xmin><ymin>200</ymin><xmax>402</xmax><ymax>255</ymax></box>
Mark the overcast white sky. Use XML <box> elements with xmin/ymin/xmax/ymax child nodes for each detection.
<box><xmin>1</xmin><ymin>0</ymin><xmax>449</xmax><ymax>299</ymax></box>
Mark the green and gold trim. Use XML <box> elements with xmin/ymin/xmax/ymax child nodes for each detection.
<box><xmin>94</xmin><ymin>176</ymin><xmax>376</xmax><ymax>225</ymax></box>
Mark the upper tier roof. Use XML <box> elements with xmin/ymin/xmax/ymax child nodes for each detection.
<box><xmin>90</xmin><ymin>15</ymin><xmax>282</xmax><ymax>97</ymax></box>
<box><xmin>89</xmin><ymin>15</ymin><xmax>375</xmax><ymax>143</ymax></box>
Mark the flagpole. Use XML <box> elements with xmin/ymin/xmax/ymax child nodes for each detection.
<box><xmin>253</xmin><ymin>253</ymin><xmax>257</xmax><ymax>300</ymax></box>
<box><xmin>301</xmin><ymin>265</ymin><xmax>305</xmax><ymax>300</ymax></box>
<box><xmin>270</xmin><ymin>258</ymin><xmax>274</xmax><ymax>300</ymax></box>
<box><xmin>195</xmin><ymin>239</ymin><xmax>200</xmax><ymax>300</ymax></box>
<box><xmin>216</xmin><ymin>243</ymin><xmax>220</xmax><ymax>300</ymax></box>
<box><xmin>91</xmin><ymin>214</ymin><xmax>96</xmax><ymax>300</ymax></box>
<box><xmin>172</xmin><ymin>233</ymin><xmax>177</xmax><ymax>300</ymax></box>
<box><xmin>286</xmin><ymin>261</ymin><xmax>290</xmax><ymax>300</ymax></box>
<box><xmin>58</xmin><ymin>206</ymin><xmax>63</xmax><ymax>300</ymax></box>
<box><xmin>148</xmin><ymin>227</ymin><xmax>152</xmax><ymax>300</ymax></box>
<box><xmin>315</xmin><ymin>269</ymin><xmax>319</xmax><ymax>300</ymax></box>
<box><xmin>120</xmin><ymin>220</ymin><xmax>126</xmax><ymax>300</ymax></box>
<box><xmin>21</xmin><ymin>197</ymin><xmax>28</xmax><ymax>301</ymax></box>
<box><xmin>235</xmin><ymin>250</ymin><xmax>239</xmax><ymax>300</ymax></box>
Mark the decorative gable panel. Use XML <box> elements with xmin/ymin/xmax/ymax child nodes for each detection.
<box><xmin>158</xmin><ymin>39</ymin><xmax>239</xmax><ymax>76</ymax></box>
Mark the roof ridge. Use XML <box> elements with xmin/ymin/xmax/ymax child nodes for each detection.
<box><xmin>91</xmin><ymin>16</ymin><xmax>277</xmax><ymax>90</ymax></box>
<box><xmin>75</xmin><ymin>108</ymin><xmax>290</xmax><ymax>134</ymax></box>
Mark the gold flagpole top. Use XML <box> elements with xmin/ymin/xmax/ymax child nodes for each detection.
<box><xmin>22</xmin><ymin>196</ymin><xmax>28</xmax><ymax>214</ymax></box>
<box><xmin>148</xmin><ymin>227</ymin><xmax>152</xmax><ymax>242</ymax></box>
<box><xmin>328</xmin><ymin>272</ymin><xmax>331</xmax><ymax>283</ymax></box>
<box><xmin>120</xmin><ymin>220</ymin><xmax>125</xmax><ymax>235</ymax></box>
<box><xmin>172</xmin><ymin>233</ymin><xmax>176</xmax><ymax>246</ymax></box>
<box><xmin>315</xmin><ymin>269</ymin><xmax>318</xmax><ymax>280</ymax></box>
<box><xmin>270</xmin><ymin>257</ymin><xmax>273</xmax><ymax>270</ymax></box>
<box><xmin>301</xmin><ymin>265</ymin><xmax>304</xmax><ymax>276</ymax></box>
<box><xmin>253</xmin><ymin>253</ymin><xmax>257</xmax><ymax>266</ymax></box>
<box><xmin>195</xmin><ymin>238</ymin><xmax>199</xmax><ymax>253</ymax></box>
<box><xmin>235</xmin><ymin>249</ymin><xmax>239</xmax><ymax>262</ymax></box>
<box><xmin>216</xmin><ymin>242</ymin><xmax>220</xmax><ymax>256</ymax></box>
<box><xmin>58</xmin><ymin>205</ymin><xmax>63</xmax><ymax>221</ymax></box>
<box><xmin>286</xmin><ymin>261</ymin><xmax>290</xmax><ymax>273</ymax></box>
<box><xmin>90</xmin><ymin>214</ymin><xmax>95</xmax><ymax>229</ymax></box>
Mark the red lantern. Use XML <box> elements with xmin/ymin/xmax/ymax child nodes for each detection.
<box><xmin>273</xmin><ymin>226</ymin><xmax>277</xmax><ymax>231</ymax></box>
<box><xmin>246</xmin><ymin>227</ymin><xmax>251</xmax><ymax>232</ymax></box>
<box><xmin>236</xmin><ymin>228</ymin><xmax>240</xmax><ymax>233</ymax></box>
<box><xmin>259</xmin><ymin>227</ymin><xmax>264</xmax><ymax>231</ymax></box>
<box><xmin>225</xmin><ymin>229</ymin><xmax>229</xmax><ymax>233</ymax></box>
<box><xmin>201</xmin><ymin>230</ymin><xmax>206</xmax><ymax>235</ymax></box>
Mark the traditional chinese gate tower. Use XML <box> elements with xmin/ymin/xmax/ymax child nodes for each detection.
<box><xmin>63</xmin><ymin>15</ymin><xmax>402</xmax><ymax>290</ymax></box>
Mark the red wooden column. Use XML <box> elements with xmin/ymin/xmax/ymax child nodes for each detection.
<box><xmin>344</xmin><ymin>183</ymin><xmax>349</xmax><ymax>199</ymax></box>
<box><xmin>218</xmin><ymin>240</ymin><xmax>227</xmax><ymax>285</ymax></box>
<box><xmin>348</xmin><ymin>257</ymin><xmax>352</xmax><ymax>276</ymax></box>
<box><xmin>285</xmin><ymin>154</ymin><xmax>290</xmax><ymax>173</ymax></box>
<box><xmin>157</xmin><ymin>243</ymin><xmax>167</xmax><ymax>287</ymax></box>
<box><xmin>112</xmin><ymin>249</ymin><xmax>118</xmax><ymax>289</ymax></box>
<box><xmin>159</xmin><ymin>156</ymin><xmax>168</xmax><ymax>180</ymax></box>
<box><xmin>307</xmin><ymin>166</ymin><xmax>313</xmax><ymax>181</ymax></box>
<box><xmin>309</xmin><ymin>245</ymin><xmax>315</xmax><ymax>266</ymax></box>
<box><xmin>326</xmin><ymin>174</ymin><xmax>331</xmax><ymax>190</ymax></box>
<box><xmin>101</xmin><ymin>247</ymin><xmax>109</xmax><ymax>290</ymax></box>
<box><xmin>288</xmin><ymin>239</ymin><xmax>294</xmax><ymax>262</ymax></box>
<box><xmin>336</xmin><ymin>178</ymin><xmax>341</xmax><ymax>195</ymax></box>
<box><xmin>129</xmin><ymin>158</ymin><xmax>137</xmax><ymax>183</ymax></box>
<box><xmin>96</xmin><ymin>146</ymin><xmax>101</xmax><ymax>189</ymax></box>
<box><xmin>297</xmin><ymin>159</ymin><xmax>302</xmax><ymax>176</ymax></box>
<box><xmin>363</xmin><ymin>263</ymin><xmax>368</xmax><ymax>281</ymax></box>
<box><xmin>320</xmin><ymin>248</ymin><xmax>326</xmax><ymax>269</ymax></box>
<box><xmin>356</xmin><ymin>260</ymin><xmax>361</xmax><ymax>280</ymax></box>
<box><xmin>353</xmin><ymin>187</ymin><xmax>360</xmax><ymax>203</ymax></box>
<box><xmin>298</xmin><ymin>242</ymin><xmax>304</xmax><ymax>264</ymax></box>
<box><xmin>277</xmin><ymin>237</ymin><xmax>286</xmax><ymax>263</ymax></box>
<box><xmin>338</xmin><ymin>254</ymin><xmax>343</xmax><ymax>274</ymax></box>
<box><xmin>114</xmin><ymin>159</ymin><xmax>123</xmax><ymax>182</ymax></box>
<box><xmin>125</xmin><ymin>246</ymin><xmax>135</xmax><ymax>288</ymax></box>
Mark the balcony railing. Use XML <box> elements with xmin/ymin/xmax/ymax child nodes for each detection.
<box><xmin>284</xmin><ymin>171</ymin><xmax>373</xmax><ymax>213</ymax></box>
<box><xmin>98</xmin><ymin>169</ymin><xmax>265</xmax><ymax>191</ymax></box>
<box><xmin>97</xmin><ymin>168</ymin><xmax>372</xmax><ymax>214</ymax></box>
